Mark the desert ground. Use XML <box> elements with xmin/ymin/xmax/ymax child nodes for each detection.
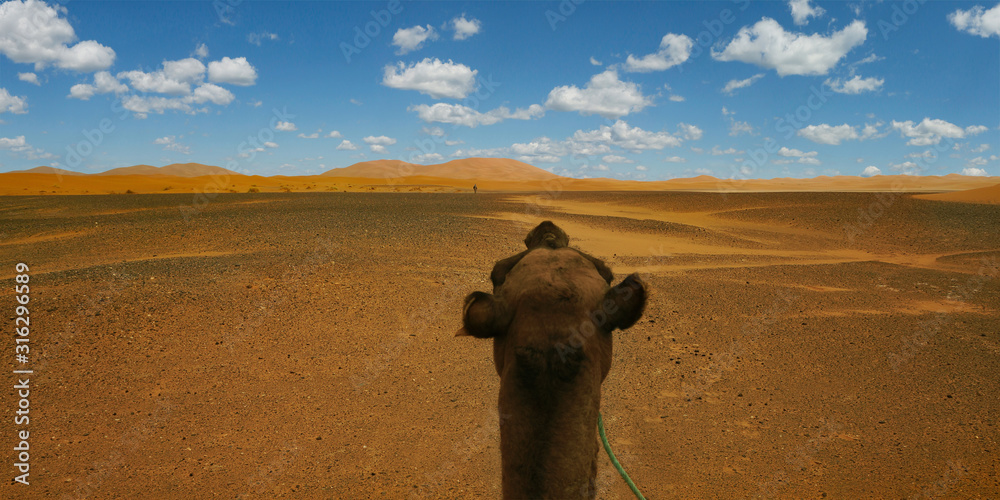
<box><xmin>2</xmin><ymin>189</ymin><xmax>998</xmax><ymax>499</ymax></box>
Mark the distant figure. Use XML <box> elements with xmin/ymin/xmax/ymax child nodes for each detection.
<box><xmin>473</xmin><ymin>184</ymin><xmax>478</xmax><ymax>194</ymax></box>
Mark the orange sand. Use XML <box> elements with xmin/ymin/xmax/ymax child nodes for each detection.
<box><xmin>914</xmin><ymin>183</ymin><xmax>1000</xmax><ymax>204</ymax></box>
<box><xmin>1</xmin><ymin>160</ymin><xmax>998</xmax><ymax>197</ymax></box>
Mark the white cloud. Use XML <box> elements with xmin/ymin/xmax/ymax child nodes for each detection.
<box><xmin>275</xmin><ymin>121</ymin><xmax>297</xmax><ymax>131</ymax></box>
<box><xmin>722</xmin><ymin>73</ymin><xmax>765</xmax><ymax>94</ymax></box>
<box><xmin>861</xmin><ymin>166</ymin><xmax>881</xmax><ymax>177</ymax></box>
<box><xmin>336</xmin><ymin>140</ymin><xmax>358</xmax><ymax>151</ymax></box>
<box><xmin>721</xmin><ymin>106</ymin><xmax>736</xmax><ymax>116</ymax></box>
<box><xmin>153</xmin><ymin>135</ymin><xmax>191</xmax><ymax>154</ymax></box>
<box><xmin>0</xmin><ymin>135</ymin><xmax>27</xmax><ymax>149</ymax></box>
<box><xmin>603</xmin><ymin>155</ymin><xmax>634</xmax><ymax>164</ymax></box>
<box><xmin>636</xmin><ymin>165</ymin><xmax>648</xmax><ymax>171</ymax></box>
<box><xmin>249</xmin><ymin>99</ymin><xmax>262</xmax><ymax>107</ymax></box>
<box><xmin>298</xmin><ymin>130</ymin><xmax>320</xmax><ymax>139</ymax></box>
<box><xmin>966</xmin><ymin>125</ymin><xmax>989</xmax><ymax>135</ymax></box>
<box><xmin>452</xmin><ymin>15</ymin><xmax>481</xmax><ymax>40</ymax></box>
<box><xmin>798</xmin><ymin>123</ymin><xmax>860</xmax><ymax>145</ymax></box>
<box><xmin>519</xmin><ymin>155</ymin><xmax>561</xmax><ymax>164</ymax></box>
<box><xmin>413</xmin><ymin>152</ymin><xmax>444</xmax><ymax>163</ymax></box>
<box><xmin>789</xmin><ymin>0</ymin><xmax>825</xmax><ymax>25</ymax></box>
<box><xmin>712</xmin><ymin>18</ymin><xmax>867</xmax><ymax>76</ymax></box>
<box><xmin>247</xmin><ymin>31</ymin><xmax>279</xmax><ymax>46</ymax></box>
<box><xmin>962</xmin><ymin>167</ymin><xmax>989</xmax><ymax>176</ymax></box>
<box><xmin>510</xmin><ymin>137</ymin><xmax>569</xmax><ymax>158</ymax></box>
<box><xmin>669</xmin><ymin>94</ymin><xmax>685</xmax><ymax>102</ymax></box>
<box><xmin>729</xmin><ymin>119</ymin><xmax>755</xmax><ymax>136</ymax></box>
<box><xmin>0</xmin><ymin>134</ymin><xmax>54</xmax><ymax>160</ymax></box>
<box><xmin>393</xmin><ymin>25</ymin><xmax>438</xmax><ymax>54</ymax></box>
<box><xmin>119</xmin><ymin>95</ymin><xmax>189</xmax><ymax>118</ymax></box>
<box><xmin>453</xmin><ymin>121</ymin><xmax>692</xmax><ymax>164</ymax></box>
<box><xmin>860</xmin><ymin>122</ymin><xmax>883</xmax><ymax>140</ymax></box>
<box><xmin>949</xmin><ymin>4</ymin><xmax>1000</xmax><ymax>38</ymax></box>
<box><xmin>972</xmin><ymin>143</ymin><xmax>991</xmax><ymax>153</ymax></box>
<box><xmin>207</xmin><ymin>56</ymin><xmax>257</xmax><ymax>86</ymax></box>
<box><xmin>589</xmin><ymin>56</ymin><xmax>602</xmax><ymax>66</ymax></box>
<box><xmin>778</xmin><ymin>147</ymin><xmax>818</xmax><ymax>158</ymax></box>
<box><xmin>677</xmin><ymin>123</ymin><xmax>703</xmax><ymax>140</ymax></box>
<box><xmin>190</xmin><ymin>83</ymin><xmax>234</xmax><ymax>105</ymax></box>
<box><xmin>572</xmin><ymin>120</ymin><xmax>683</xmax><ymax>151</ymax></box>
<box><xmin>968</xmin><ymin>157</ymin><xmax>989</xmax><ymax>166</ymax></box>
<box><xmin>409</xmin><ymin>102</ymin><xmax>544</xmax><ymax>127</ymax></box>
<box><xmin>824</xmin><ymin>74</ymin><xmax>884</xmax><ymax>94</ymax></box>
<box><xmin>363</xmin><ymin>135</ymin><xmax>396</xmax><ymax>153</ymax></box>
<box><xmin>624</xmin><ymin>33</ymin><xmax>693</xmax><ymax>72</ymax></box>
<box><xmin>889</xmin><ymin>161</ymin><xmax>924</xmax><ymax>175</ymax></box>
<box><xmin>263</xmin><ymin>141</ymin><xmax>278</xmax><ymax>148</ymax></box>
<box><xmin>194</xmin><ymin>43</ymin><xmax>209</xmax><ymax>59</ymax></box>
<box><xmin>710</xmin><ymin>146</ymin><xmax>742</xmax><ymax>155</ymax></box>
<box><xmin>18</xmin><ymin>72</ymin><xmax>39</xmax><ymax>85</ymax></box>
<box><xmin>327</xmin><ymin>131</ymin><xmax>342</xmax><ymax>138</ymax></box>
<box><xmin>891</xmin><ymin>118</ymin><xmax>978</xmax><ymax>146</ymax></box>
<box><xmin>797</xmin><ymin>157</ymin><xmax>821</xmax><ymax>166</ymax></box>
<box><xmin>117</xmin><ymin>68</ymin><xmax>188</xmax><ymax>95</ymax></box>
<box><xmin>907</xmin><ymin>150</ymin><xmax>937</xmax><ymax>159</ymax></box>
<box><xmin>852</xmin><ymin>53</ymin><xmax>882</xmax><ymax>66</ymax></box>
<box><xmin>545</xmin><ymin>69</ymin><xmax>651</xmax><ymax>119</ymax></box>
<box><xmin>164</xmin><ymin>58</ymin><xmax>207</xmax><ymax>84</ymax></box>
<box><xmin>664</xmin><ymin>156</ymin><xmax>687</xmax><ymax>163</ymax></box>
<box><xmin>382</xmin><ymin>58</ymin><xmax>477</xmax><ymax>99</ymax></box>
<box><xmin>0</xmin><ymin>0</ymin><xmax>115</xmax><ymax>72</ymax></box>
<box><xmin>0</xmin><ymin>88</ymin><xmax>28</xmax><ymax>114</ymax></box>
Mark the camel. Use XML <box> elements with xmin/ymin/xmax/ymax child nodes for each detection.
<box><xmin>458</xmin><ymin>221</ymin><xmax>647</xmax><ymax>498</ymax></box>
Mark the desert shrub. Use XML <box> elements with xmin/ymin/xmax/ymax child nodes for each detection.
<box><xmin>248</xmin><ymin>187</ymin><xmax>260</xmax><ymax>193</ymax></box>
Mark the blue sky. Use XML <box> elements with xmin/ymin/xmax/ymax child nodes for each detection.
<box><xmin>0</xmin><ymin>0</ymin><xmax>998</xmax><ymax>180</ymax></box>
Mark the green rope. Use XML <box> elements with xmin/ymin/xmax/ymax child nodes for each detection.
<box><xmin>598</xmin><ymin>412</ymin><xmax>646</xmax><ymax>500</ymax></box>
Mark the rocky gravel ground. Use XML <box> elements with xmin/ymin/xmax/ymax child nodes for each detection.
<box><xmin>1</xmin><ymin>191</ymin><xmax>998</xmax><ymax>499</ymax></box>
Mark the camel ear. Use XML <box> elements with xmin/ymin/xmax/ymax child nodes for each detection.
<box><xmin>603</xmin><ymin>273</ymin><xmax>647</xmax><ymax>331</ymax></box>
<box><xmin>457</xmin><ymin>291</ymin><xmax>508</xmax><ymax>338</ymax></box>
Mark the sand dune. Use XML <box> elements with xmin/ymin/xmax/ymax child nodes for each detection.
<box><xmin>10</xmin><ymin>166</ymin><xmax>88</xmax><ymax>175</ymax></box>
<box><xmin>98</xmin><ymin>163</ymin><xmax>241</xmax><ymax>177</ymax></box>
<box><xmin>914</xmin><ymin>183</ymin><xmax>1000</xmax><ymax>204</ymax></box>
<box><xmin>1</xmin><ymin>159</ymin><xmax>999</xmax><ymax>196</ymax></box>
<box><xmin>323</xmin><ymin>157</ymin><xmax>560</xmax><ymax>181</ymax></box>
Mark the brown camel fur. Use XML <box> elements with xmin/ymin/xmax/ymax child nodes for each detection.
<box><xmin>458</xmin><ymin>221</ymin><xmax>647</xmax><ymax>499</ymax></box>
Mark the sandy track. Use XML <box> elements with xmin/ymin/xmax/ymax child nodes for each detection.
<box><xmin>1</xmin><ymin>191</ymin><xmax>998</xmax><ymax>498</ymax></box>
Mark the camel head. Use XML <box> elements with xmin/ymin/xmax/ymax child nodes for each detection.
<box><xmin>458</xmin><ymin>222</ymin><xmax>647</xmax><ymax>499</ymax></box>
